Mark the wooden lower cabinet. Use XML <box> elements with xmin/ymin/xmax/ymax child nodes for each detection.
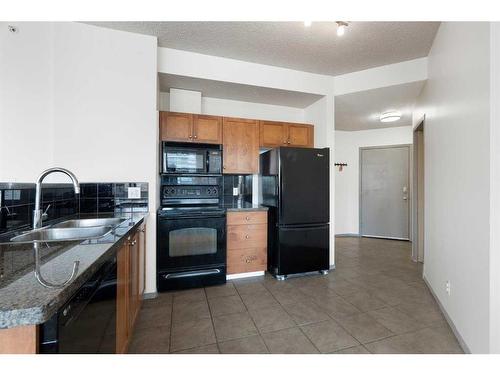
<box><xmin>226</xmin><ymin>211</ymin><xmax>268</xmax><ymax>275</ymax></box>
<box><xmin>0</xmin><ymin>325</ymin><xmax>38</xmax><ymax>354</ymax></box>
<box><xmin>227</xmin><ymin>247</ymin><xmax>267</xmax><ymax>274</ymax></box>
<box><xmin>116</xmin><ymin>223</ymin><xmax>146</xmax><ymax>354</ymax></box>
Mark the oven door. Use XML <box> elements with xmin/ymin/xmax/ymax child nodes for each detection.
<box><xmin>163</xmin><ymin>146</ymin><xmax>207</xmax><ymax>174</ymax></box>
<box><xmin>157</xmin><ymin>213</ymin><xmax>226</xmax><ymax>272</ymax></box>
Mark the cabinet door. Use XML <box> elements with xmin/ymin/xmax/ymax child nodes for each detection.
<box><xmin>223</xmin><ymin>117</ymin><xmax>259</xmax><ymax>174</ymax></box>
<box><xmin>259</xmin><ymin>120</ymin><xmax>286</xmax><ymax>148</ymax></box>
<box><xmin>286</xmin><ymin>123</ymin><xmax>313</xmax><ymax>148</ymax></box>
<box><xmin>160</xmin><ymin>112</ymin><xmax>193</xmax><ymax>142</ymax></box>
<box><xmin>116</xmin><ymin>242</ymin><xmax>130</xmax><ymax>354</ymax></box>
<box><xmin>129</xmin><ymin>232</ymin><xmax>139</xmax><ymax>330</ymax></box>
<box><xmin>138</xmin><ymin>224</ymin><xmax>146</xmax><ymax>297</ymax></box>
<box><xmin>193</xmin><ymin>115</ymin><xmax>222</xmax><ymax>144</ymax></box>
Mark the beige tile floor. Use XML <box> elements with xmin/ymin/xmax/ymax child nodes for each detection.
<box><xmin>128</xmin><ymin>237</ymin><xmax>464</xmax><ymax>354</ymax></box>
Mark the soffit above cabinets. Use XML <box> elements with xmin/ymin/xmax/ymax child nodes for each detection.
<box><xmin>335</xmin><ymin>80</ymin><xmax>425</xmax><ymax>131</ymax></box>
<box><xmin>87</xmin><ymin>21</ymin><xmax>440</xmax><ymax>76</ymax></box>
<box><xmin>159</xmin><ymin>73</ymin><xmax>324</xmax><ymax>109</ymax></box>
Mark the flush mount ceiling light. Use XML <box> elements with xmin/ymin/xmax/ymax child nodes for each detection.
<box><xmin>336</xmin><ymin>21</ymin><xmax>348</xmax><ymax>36</ymax></box>
<box><xmin>380</xmin><ymin>111</ymin><xmax>402</xmax><ymax>123</ymax></box>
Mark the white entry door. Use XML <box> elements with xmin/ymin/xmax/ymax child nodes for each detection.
<box><xmin>360</xmin><ymin>145</ymin><xmax>410</xmax><ymax>240</ymax></box>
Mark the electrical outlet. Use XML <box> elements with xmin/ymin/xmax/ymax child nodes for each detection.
<box><xmin>446</xmin><ymin>280</ymin><xmax>451</xmax><ymax>296</ymax></box>
<box><xmin>232</xmin><ymin>187</ymin><xmax>239</xmax><ymax>196</ymax></box>
<box><xmin>127</xmin><ymin>187</ymin><xmax>141</xmax><ymax>199</ymax></box>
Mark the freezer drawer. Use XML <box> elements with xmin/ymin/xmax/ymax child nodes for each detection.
<box><xmin>271</xmin><ymin>224</ymin><xmax>329</xmax><ymax>276</ymax></box>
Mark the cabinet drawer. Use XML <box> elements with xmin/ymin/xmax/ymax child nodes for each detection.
<box><xmin>227</xmin><ymin>247</ymin><xmax>267</xmax><ymax>274</ymax></box>
<box><xmin>227</xmin><ymin>211</ymin><xmax>267</xmax><ymax>226</ymax></box>
<box><xmin>227</xmin><ymin>224</ymin><xmax>267</xmax><ymax>250</ymax></box>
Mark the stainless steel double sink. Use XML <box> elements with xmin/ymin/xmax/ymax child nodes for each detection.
<box><xmin>10</xmin><ymin>218</ymin><xmax>127</xmax><ymax>243</ymax></box>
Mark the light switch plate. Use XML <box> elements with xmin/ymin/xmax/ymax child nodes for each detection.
<box><xmin>233</xmin><ymin>187</ymin><xmax>239</xmax><ymax>196</ymax></box>
<box><xmin>128</xmin><ymin>187</ymin><xmax>141</xmax><ymax>199</ymax></box>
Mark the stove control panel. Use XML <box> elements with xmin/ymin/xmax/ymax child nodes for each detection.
<box><xmin>163</xmin><ymin>186</ymin><xmax>219</xmax><ymax>198</ymax></box>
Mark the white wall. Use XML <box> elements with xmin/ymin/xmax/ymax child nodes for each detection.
<box><xmin>159</xmin><ymin>91</ymin><xmax>305</xmax><ymax>123</ymax></box>
<box><xmin>0</xmin><ymin>22</ymin><xmax>54</xmax><ymax>181</ymax></box>
<box><xmin>413</xmin><ymin>22</ymin><xmax>491</xmax><ymax>353</ymax></box>
<box><xmin>51</xmin><ymin>23</ymin><xmax>158</xmax><ymax>294</ymax></box>
<box><xmin>490</xmin><ymin>22</ymin><xmax>500</xmax><ymax>354</ymax></box>
<box><xmin>304</xmin><ymin>96</ymin><xmax>336</xmax><ymax>265</ymax></box>
<box><xmin>334</xmin><ymin>126</ymin><xmax>413</xmax><ymax>235</ymax></box>
<box><xmin>0</xmin><ymin>22</ymin><xmax>159</xmax><ymax>294</ymax></box>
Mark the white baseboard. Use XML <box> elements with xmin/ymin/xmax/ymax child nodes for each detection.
<box><xmin>143</xmin><ymin>291</ymin><xmax>158</xmax><ymax>299</ymax></box>
<box><xmin>226</xmin><ymin>271</ymin><xmax>265</xmax><ymax>280</ymax></box>
<box><xmin>423</xmin><ymin>275</ymin><xmax>471</xmax><ymax>353</ymax></box>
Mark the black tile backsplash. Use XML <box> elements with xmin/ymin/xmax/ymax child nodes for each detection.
<box><xmin>80</xmin><ymin>183</ymin><xmax>97</xmax><ymax>198</ymax></box>
<box><xmin>222</xmin><ymin>174</ymin><xmax>253</xmax><ymax>198</ymax></box>
<box><xmin>98</xmin><ymin>183</ymin><xmax>114</xmax><ymax>198</ymax></box>
<box><xmin>0</xmin><ymin>182</ymin><xmax>148</xmax><ymax>235</ymax></box>
<box><xmin>79</xmin><ymin>198</ymin><xmax>98</xmax><ymax>214</ymax></box>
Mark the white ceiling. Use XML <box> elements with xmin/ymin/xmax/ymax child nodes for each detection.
<box><xmin>159</xmin><ymin>73</ymin><xmax>323</xmax><ymax>108</ymax></box>
<box><xmin>88</xmin><ymin>22</ymin><xmax>439</xmax><ymax>76</ymax></box>
<box><xmin>335</xmin><ymin>81</ymin><xmax>425</xmax><ymax>131</ymax></box>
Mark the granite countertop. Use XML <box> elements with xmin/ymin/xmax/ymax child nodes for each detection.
<box><xmin>222</xmin><ymin>200</ymin><xmax>269</xmax><ymax>212</ymax></box>
<box><xmin>0</xmin><ymin>213</ymin><xmax>148</xmax><ymax>329</ymax></box>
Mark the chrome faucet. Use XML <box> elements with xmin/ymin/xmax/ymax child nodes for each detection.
<box><xmin>33</xmin><ymin>167</ymin><xmax>80</xmax><ymax>229</ymax></box>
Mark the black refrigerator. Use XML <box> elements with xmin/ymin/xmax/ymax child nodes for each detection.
<box><xmin>260</xmin><ymin>147</ymin><xmax>330</xmax><ymax>279</ymax></box>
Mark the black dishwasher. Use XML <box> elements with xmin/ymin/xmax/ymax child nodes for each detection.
<box><xmin>40</xmin><ymin>256</ymin><xmax>117</xmax><ymax>354</ymax></box>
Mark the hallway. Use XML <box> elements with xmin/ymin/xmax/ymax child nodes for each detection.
<box><xmin>129</xmin><ymin>237</ymin><xmax>462</xmax><ymax>354</ymax></box>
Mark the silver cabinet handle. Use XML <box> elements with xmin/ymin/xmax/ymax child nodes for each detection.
<box><xmin>245</xmin><ymin>234</ymin><xmax>250</xmax><ymax>239</ymax></box>
<box><xmin>245</xmin><ymin>216</ymin><xmax>250</xmax><ymax>221</ymax></box>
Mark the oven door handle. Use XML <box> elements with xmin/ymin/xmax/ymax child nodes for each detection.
<box><xmin>163</xmin><ymin>269</ymin><xmax>221</xmax><ymax>279</ymax></box>
<box><xmin>158</xmin><ymin>214</ymin><xmax>226</xmax><ymax>220</ymax></box>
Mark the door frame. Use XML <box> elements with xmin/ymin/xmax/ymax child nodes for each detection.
<box><xmin>412</xmin><ymin>120</ymin><xmax>425</xmax><ymax>262</ymax></box>
<box><xmin>359</xmin><ymin>144</ymin><xmax>412</xmax><ymax>240</ymax></box>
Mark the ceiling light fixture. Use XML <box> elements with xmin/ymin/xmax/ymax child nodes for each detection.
<box><xmin>336</xmin><ymin>21</ymin><xmax>348</xmax><ymax>36</ymax></box>
<box><xmin>304</xmin><ymin>21</ymin><xmax>312</xmax><ymax>27</ymax></box>
<box><xmin>380</xmin><ymin>111</ymin><xmax>402</xmax><ymax>123</ymax></box>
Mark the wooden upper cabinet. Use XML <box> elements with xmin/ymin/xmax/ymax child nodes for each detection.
<box><xmin>160</xmin><ymin>111</ymin><xmax>222</xmax><ymax>144</ymax></box>
<box><xmin>259</xmin><ymin>121</ymin><xmax>314</xmax><ymax>148</ymax></box>
<box><xmin>223</xmin><ymin>117</ymin><xmax>259</xmax><ymax>174</ymax></box>
<box><xmin>260</xmin><ymin>120</ymin><xmax>287</xmax><ymax>148</ymax></box>
<box><xmin>193</xmin><ymin>114</ymin><xmax>223</xmax><ymax>144</ymax></box>
<box><xmin>160</xmin><ymin>112</ymin><xmax>193</xmax><ymax>142</ymax></box>
<box><xmin>287</xmin><ymin>123</ymin><xmax>313</xmax><ymax>148</ymax></box>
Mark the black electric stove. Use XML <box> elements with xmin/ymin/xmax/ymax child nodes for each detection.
<box><xmin>157</xmin><ymin>174</ymin><xmax>226</xmax><ymax>292</ymax></box>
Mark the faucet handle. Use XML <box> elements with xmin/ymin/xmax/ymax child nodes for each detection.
<box><xmin>42</xmin><ymin>204</ymin><xmax>51</xmax><ymax>219</ymax></box>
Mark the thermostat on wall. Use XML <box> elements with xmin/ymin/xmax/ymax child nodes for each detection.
<box><xmin>128</xmin><ymin>187</ymin><xmax>141</xmax><ymax>199</ymax></box>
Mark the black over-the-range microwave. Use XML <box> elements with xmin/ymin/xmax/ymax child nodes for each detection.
<box><xmin>161</xmin><ymin>142</ymin><xmax>222</xmax><ymax>175</ymax></box>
